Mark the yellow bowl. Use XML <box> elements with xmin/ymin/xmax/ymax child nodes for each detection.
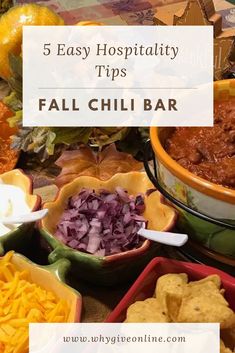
<box><xmin>150</xmin><ymin>80</ymin><xmax>235</xmax><ymax>205</ymax></box>
<box><xmin>76</xmin><ymin>21</ymin><xmax>104</xmax><ymax>26</ymax></box>
<box><xmin>39</xmin><ymin>172</ymin><xmax>177</xmax><ymax>285</ymax></box>
<box><xmin>150</xmin><ymin>79</ymin><xmax>235</xmax><ymax>259</ymax></box>
<box><xmin>0</xmin><ymin>169</ymin><xmax>41</xmax><ymax>254</ymax></box>
<box><xmin>9</xmin><ymin>252</ymin><xmax>82</xmax><ymax>322</ymax></box>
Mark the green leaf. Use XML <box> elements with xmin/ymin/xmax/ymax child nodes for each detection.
<box><xmin>7</xmin><ymin>110</ymin><xmax>22</xmax><ymax>128</ymax></box>
<box><xmin>9</xmin><ymin>54</ymin><xmax>22</xmax><ymax>78</ymax></box>
<box><xmin>138</xmin><ymin>127</ymin><xmax>150</xmax><ymax>141</ymax></box>
<box><xmin>8</xmin><ymin>54</ymin><xmax>22</xmax><ymax>100</ymax></box>
<box><xmin>90</xmin><ymin>127</ymin><xmax>129</xmax><ymax>147</ymax></box>
<box><xmin>0</xmin><ymin>79</ymin><xmax>10</xmax><ymax>100</ymax></box>
<box><xmin>11</xmin><ymin>127</ymin><xmax>56</xmax><ymax>161</ymax></box>
<box><xmin>45</xmin><ymin>130</ymin><xmax>57</xmax><ymax>156</ymax></box>
<box><xmin>3</xmin><ymin>91</ymin><xmax>22</xmax><ymax>112</ymax></box>
<box><xmin>0</xmin><ymin>0</ymin><xmax>13</xmax><ymax>15</ymax></box>
<box><xmin>116</xmin><ymin>128</ymin><xmax>149</xmax><ymax>158</ymax></box>
<box><xmin>52</xmin><ymin>127</ymin><xmax>92</xmax><ymax>145</ymax></box>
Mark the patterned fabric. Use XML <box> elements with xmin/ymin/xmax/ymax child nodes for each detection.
<box><xmin>15</xmin><ymin>0</ymin><xmax>235</xmax><ymax>27</ymax></box>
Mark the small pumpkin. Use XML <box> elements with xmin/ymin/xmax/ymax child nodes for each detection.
<box><xmin>0</xmin><ymin>4</ymin><xmax>64</xmax><ymax>80</ymax></box>
<box><xmin>76</xmin><ymin>21</ymin><xmax>104</xmax><ymax>26</ymax></box>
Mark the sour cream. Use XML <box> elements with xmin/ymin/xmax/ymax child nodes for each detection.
<box><xmin>0</xmin><ymin>184</ymin><xmax>31</xmax><ymax>236</ymax></box>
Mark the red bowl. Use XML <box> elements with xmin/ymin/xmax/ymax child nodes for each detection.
<box><xmin>106</xmin><ymin>257</ymin><xmax>235</xmax><ymax>322</ymax></box>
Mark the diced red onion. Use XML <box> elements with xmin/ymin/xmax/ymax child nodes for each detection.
<box><xmin>55</xmin><ymin>187</ymin><xmax>148</xmax><ymax>256</ymax></box>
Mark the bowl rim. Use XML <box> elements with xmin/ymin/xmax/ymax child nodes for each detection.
<box><xmin>10</xmin><ymin>252</ymin><xmax>82</xmax><ymax>322</ymax></box>
<box><xmin>39</xmin><ymin>172</ymin><xmax>177</xmax><ymax>263</ymax></box>
<box><xmin>0</xmin><ymin>169</ymin><xmax>41</xmax><ymax>247</ymax></box>
<box><xmin>105</xmin><ymin>256</ymin><xmax>235</xmax><ymax>322</ymax></box>
<box><xmin>0</xmin><ymin>168</ymin><xmax>42</xmax><ymax>242</ymax></box>
<box><xmin>150</xmin><ymin>80</ymin><xmax>235</xmax><ymax>204</ymax></box>
<box><xmin>0</xmin><ymin>168</ymin><xmax>41</xmax><ymax>211</ymax></box>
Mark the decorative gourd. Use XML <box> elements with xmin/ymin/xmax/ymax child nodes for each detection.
<box><xmin>0</xmin><ymin>4</ymin><xmax>64</xmax><ymax>80</ymax></box>
<box><xmin>76</xmin><ymin>21</ymin><xmax>104</xmax><ymax>26</ymax></box>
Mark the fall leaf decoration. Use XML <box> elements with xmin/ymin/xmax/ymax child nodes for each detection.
<box><xmin>0</xmin><ymin>101</ymin><xmax>18</xmax><ymax>173</ymax></box>
<box><xmin>89</xmin><ymin>127</ymin><xmax>129</xmax><ymax>147</ymax></box>
<box><xmin>154</xmin><ymin>0</ymin><xmax>235</xmax><ymax>80</ymax></box>
<box><xmin>0</xmin><ymin>0</ymin><xmax>12</xmax><ymax>15</ymax></box>
<box><xmin>0</xmin><ymin>100</ymin><xmax>17</xmax><ymax>139</ymax></box>
<box><xmin>55</xmin><ymin>144</ymin><xmax>143</xmax><ymax>187</ymax></box>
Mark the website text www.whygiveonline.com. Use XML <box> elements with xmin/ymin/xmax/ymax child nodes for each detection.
<box><xmin>62</xmin><ymin>334</ymin><xmax>186</xmax><ymax>344</ymax></box>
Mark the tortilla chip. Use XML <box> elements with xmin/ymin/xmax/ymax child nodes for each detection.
<box><xmin>125</xmin><ymin>298</ymin><xmax>170</xmax><ymax>323</ymax></box>
<box><xmin>155</xmin><ymin>273</ymin><xmax>188</xmax><ymax>321</ymax></box>
<box><xmin>188</xmin><ymin>275</ymin><xmax>221</xmax><ymax>289</ymax></box>
<box><xmin>177</xmin><ymin>296</ymin><xmax>235</xmax><ymax>329</ymax></box>
<box><xmin>165</xmin><ymin>293</ymin><xmax>182</xmax><ymax>322</ymax></box>
<box><xmin>125</xmin><ymin>273</ymin><xmax>234</xmax><ymax>335</ymax></box>
<box><xmin>155</xmin><ymin>273</ymin><xmax>188</xmax><ymax>302</ymax></box>
<box><xmin>184</xmin><ymin>280</ymin><xmax>228</xmax><ymax>306</ymax></box>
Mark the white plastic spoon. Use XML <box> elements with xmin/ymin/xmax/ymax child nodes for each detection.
<box><xmin>0</xmin><ymin>209</ymin><xmax>48</xmax><ymax>225</ymax></box>
<box><xmin>138</xmin><ymin>227</ymin><xmax>188</xmax><ymax>247</ymax></box>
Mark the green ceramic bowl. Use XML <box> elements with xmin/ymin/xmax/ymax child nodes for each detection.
<box><xmin>39</xmin><ymin>172</ymin><xmax>177</xmax><ymax>286</ymax></box>
<box><xmin>0</xmin><ymin>169</ymin><xmax>41</xmax><ymax>255</ymax></box>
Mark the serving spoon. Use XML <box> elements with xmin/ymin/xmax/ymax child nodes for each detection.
<box><xmin>138</xmin><ymin>227</ymin><xmax>188</xmax><ymax>247</ymax></box>
<box><xmin>0</xmin><ymin>209</ymin><xmax>188</xmax><ymax>247</ymax></box>
<box><xmin>0</xmin><ymin>209</ymin><xmax>48</xmax><ymax>225</ymax></box>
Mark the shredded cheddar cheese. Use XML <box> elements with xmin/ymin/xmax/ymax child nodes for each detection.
<box><xmin>0</xmin><ymin>252</ymin><xmax>69</xmax><ymax>353</ymax></box>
